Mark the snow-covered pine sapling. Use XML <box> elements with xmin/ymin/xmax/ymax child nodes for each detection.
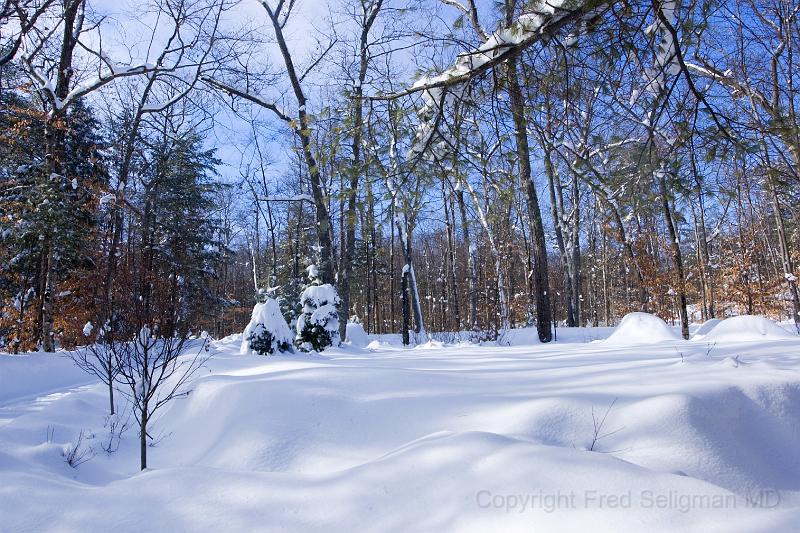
<box><xmin>296</xmin><ymin>265</ymin><xmax>341</xmax><ymax>352</ymax></box>
<box><xmin>241</xmin><ymin>296</ymin><xmax>294</xmax><ymax>355</ymax></box>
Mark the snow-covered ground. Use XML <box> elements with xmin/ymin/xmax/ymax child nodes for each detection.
<box><xmin>2</xmin><ymin>315</ymin><xmax>800</xmax><ymax>532</ymax></box>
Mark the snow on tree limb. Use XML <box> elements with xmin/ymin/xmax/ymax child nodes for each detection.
<box><xmin>683</xmin><ymin>62</ymin><xmax>770</xmax><ymax>112</ymax></box>
<box><xmin>18</xmin><ymin>0</ymin><xmax>226</xmax><ymax>118</ymax></box>
<box><xmin>259</xmin><ymin>194</ymin><xmax>314</xmax><ymax>202</ymax></box>
<box><xmin>373</xmin><ymin>0</ymin><xmax>610</xmax><ymax>156</ymax></box>
<box><xmin>371</xmin><ymin>0</ymin><xmax>607</xmax><ymax>102</ymax></box>
<box><xmin>0</xmin><ymin>0</ymin><xmax>57</xmax><ymax>67</ymax></box>
<box><xmin>22</xmin><ymin>33</ymin><xmax>171</xmax><ymax>114</ymax></box>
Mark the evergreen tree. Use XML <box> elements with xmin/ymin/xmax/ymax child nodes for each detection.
<box><xmin>275</xmin><ymin>202</ymin><xmax>314</xmax><ymax>328</ymax></box>
<box><xmin>241</xmin><ymin>296</ymin><xmax>294</xmax><ymax>355</ymax></box>
<box><xmin>295</xmin><ymin>264</ymin><xmax>341</xmax><ymax>352</ymax></box>
<box><xmin>0</xmin><ymin>83</ymin><xmax>107</xmax><ymax>350</ymax></box>
<box><xmin>278</xmin><ymin>275</ymin><xmax>304</xmax><ymax>329</ymax></box>
<box><xmin>131</xmin><ymin>125</ymin><xmax>223</xmax><ymax>332</ymax></box>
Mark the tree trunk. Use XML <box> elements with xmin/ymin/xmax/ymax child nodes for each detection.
<box><xmin>442</xmin><ymin>181</ymin><xmax>460</xmax><ymax>331</ymax></box>
<box><xmin>390</xmin><ymin>202</ymin><xmax>396</xmax><ymax>332</ymax></box>
<box><xmin>735</xmin><ymin>175</ymin><xmax>754</xmax><ymax>314</ymax></box>
<box><xmin>766</xmin><ymin>173</ymin><xmax>800</xmax><ymax>331</ymax></box>
<box><xmin>339</xmin><ymin>0</ymin><xmax>383</xmax><ymax>341</ymax></box>
<box><xmin>690</xmin><ymin>143</ymin><xmax>714</xmax><ymax>320</ymax></box>
<box><xmin>456</xmin><ymin>187</ymin><xmax>478</xmax><ymax>334</ymax></box>
<box><xmin>401</xmin><ymin>224</ymin><xmax>426</xmax><ymax>343</ymax></box>
<box><xmin>507</xmin><ymin>58</ymin><xmax>551</xmax><ymax>342</ymax></box>
<box><xmin>657</xmin><ymin>167</ymin><xmax>689</xmax><ymax>339</ymax></box>
<box><xmin>400</xmin><ymin>222</ymin><xmax>411</xmax><ymax>346</ymax></box>
<box><xmin>568</xmin><ymin>170</ymin><xmax>581</xmax><ymax>327</ymax></box>
<box><xmin>542</xmin><ymin>134</ymin><xmax>572</xmax><ymax>327</ymax></box>
<box><xmin>108</xmin><ymin>359</ymin><xmax>115</xmax><ymax>416</ymax></box>
<box><xmin>601</xmin><ymin>225</ymin><xmax>611</xmax><ymax>325</ymax></box>
<box><xmin>140</xmin><ymin>405</ymin><xmax>148</xmax><ymax>470</ymax></box>
<box><xmin>39</xmin><ymin>118</ymin><xmax>61</xmax><ymax>352</ymax></box>
<box><xmin>262</xmin><ymin>3</ymin><xmax>336</xmax><ymax>286</ymax></box>
<box><xmin>463</xmin><ymin>179</ymin><xmax>510</xmax><ymax>337</ymax></box>
<box><xmin>38</xmin><ymin>0</ymin><xmax>83</xmax><ymax>351</ymax></box>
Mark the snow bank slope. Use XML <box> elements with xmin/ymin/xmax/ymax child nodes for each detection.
<box><xmin>697</xmin><ymin>315</ymin><xmax>796</xmax><ymax>343</ymax></box>
<box><xmin>604</xmin><ymin>312</ymin><xmax>682</xmax><ymax>345</ymax></box>
<box><xmin>0</xmin><ymin>352</ymin><xmax>93</xmax><ymax>405</ymax></box>
<box><xmin>3</xmin><ymin>430</ymin><xmax>795</xmax><ymax>533</ymax></box>
<box><xmin>2</xmin><ymin>329</ymin><xmax>800</xmax><ymax>531</ymax></box>
<box><xmin>692</xmin><ymin>318</ymin><xmax>722</xmax><ymax>339</ymax></box>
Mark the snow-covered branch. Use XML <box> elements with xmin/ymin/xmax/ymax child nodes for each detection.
<box><xmin>371</xmin><ymin>0</ymin><xmax>607</xmax><ymax>101</ymax></box>
<box><xmin>259</xmin><ymin>194</ymin><xmax>314</xmax><ymax>202</ymax></box>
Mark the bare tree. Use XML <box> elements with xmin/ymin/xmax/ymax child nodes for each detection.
<box><xmin>113</xmin><ymin>329</ymin><xmax>208</xmax><ymax>470</ymax></box>
<box><xmin>204</xmin><ymin>0</ymin><xmax>338</xmax><ymax>287</ymax></box>
<box><xmin>338</xmin><ymin>0</ymin><xmax>385</xmax><ymax>342</ymax></box>
<box><xmin>0</xmin><ymin>0</ymin><xmax>56</xmax><ymax>67</ymax></box>
<box><xmin>71</xmin><ymin>327</ymin><xmax>121</xmax><ymax>415</ymax></box>
<box><xmin>685</xmin><ymin>0</ymin><xmax>800</xmax><ymax>330</ymax></box>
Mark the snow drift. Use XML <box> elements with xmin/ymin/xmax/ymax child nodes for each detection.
<box><xmin>697</xmin><ymin>315</ymin><xmax>796</xmax><ymax>343</ymax></box>
<box><xmin>691</xmin><ymin>318</ymin><xmax>722</xmax><ymax>339</ymax></box>
<box><xmin>604</xmin><ymin>312</ymin><xmax>682</xmax><ymax>346</ymax></box>
<box><xmin>345</xmin><ymin>322</ymin><xmax>370</xmax><ymax>347</ymax></box>
<box><xmin>0</xmin><ymin>352</ymin><xmax>91</xmax><ymax>405</ymax></box>
<box><xmin>3</xmin><ymin>318</ymin><xmax>800</xmax><ymax>531</ymax></box>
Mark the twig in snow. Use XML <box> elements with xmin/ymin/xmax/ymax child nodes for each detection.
<box><xmin>63</xmin><ymin>429</ymin><xmax>95</xmax><ymax>468</ymax></box>
<box><xmin>589</xmin><ymin>397</ymin><xmax>621</xmax><ymax>452</ymax></box>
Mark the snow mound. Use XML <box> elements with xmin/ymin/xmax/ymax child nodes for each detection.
<box><xmin>604</xmin><ymin>312</ymin><xmax>682</xmax><ymax>346</ymax></box>
<box><xmin>240</xmin><ymin>298</ymin><xmax>294</xmax><ymax>355</ymax></box>
<box><xmin>5</xmin><ymin>429</ymin><xmax>789</xmax><ymax>533</ymax></box>
<box><xmin>700</xmin><ymin>315</ymin><xmax>796</xmax><ymax>343</ymax></box>
<box><xmin>345</xmin><ymin>323</ymin><xmax>370</xmax><ymax>347</ymax></box>
<box><xmin>500</xmin><ymin>327</ymin><xmax>540</xmax><ymax>345</ymax></box>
